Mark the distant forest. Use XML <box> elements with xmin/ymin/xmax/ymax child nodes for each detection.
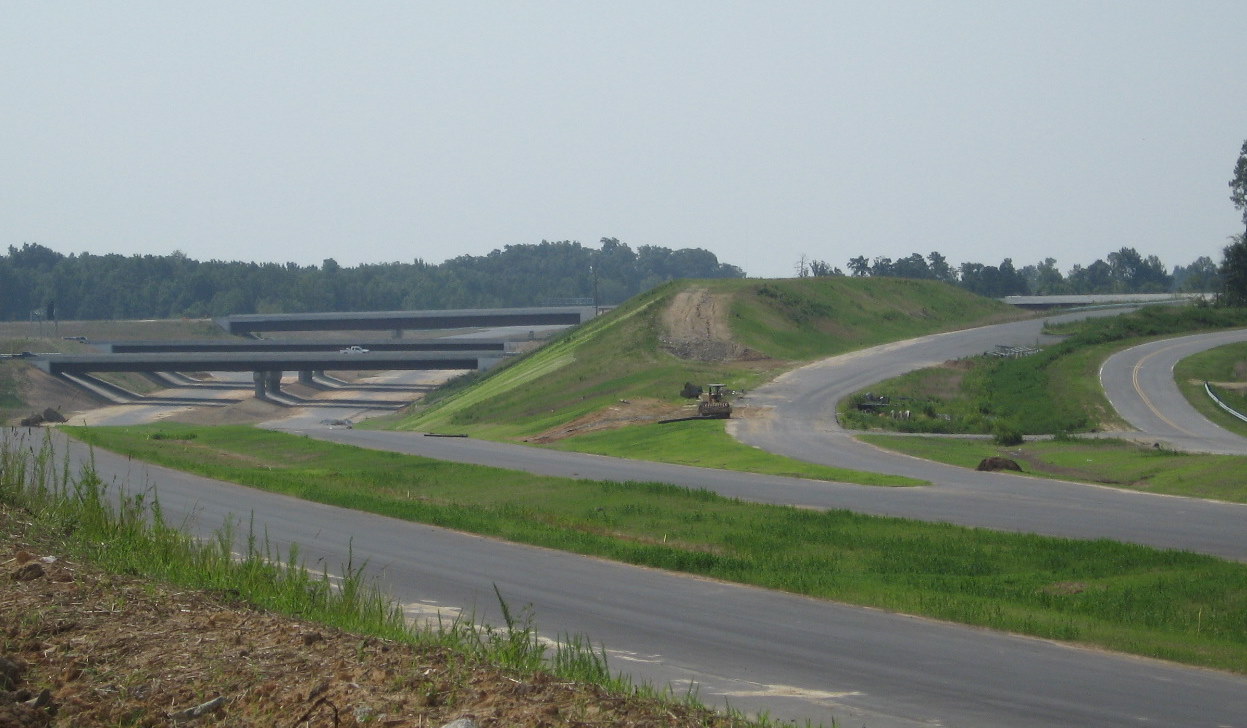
<box><xmin>0</xmin><ymin>239</ymin><xmax>743</xmax><ymax>321</ymax></box>
<box><xmin>0</xmin><ymin>238</ymin><xmax>1223</xmax><ymax>322</ymax></box>
<box><xmin>810</xmin><ymin>247</ymin><xmax>1220</xmax><ymax>299</ymax></box>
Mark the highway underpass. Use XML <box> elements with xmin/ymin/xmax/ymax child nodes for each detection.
<box><xmin>214</xmin><ymin>306</ymin><xmax>594</xmax><ymax>336</ymax></box>
<box><xmin>103</xmin><ymin>339</ymin><xmax>508</xmax><ymax>354</ymax></box>
<box><xmin>32</xmin><ymin>305</ymin><xmax>591</xmax><ymax>400</ymax></box>
<box><xmin>30</xmin><ymin>350</ymin><xmax>502</xmax><ymax>398</ymax></box>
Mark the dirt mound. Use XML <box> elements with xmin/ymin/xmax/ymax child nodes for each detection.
<box><xmin>660</xmin><ymin>288</ymin><xmax>759</xmax><ymax>362</ymax></box>
<box><xmin>976</xmin><ymin>456</ymin><xmax>1023</xmax><ymax>472</ymax></box>
<box><xmin>17</xmin><ymin>409</ymin><xmax>67</xmax><ymax>427</ymax></box>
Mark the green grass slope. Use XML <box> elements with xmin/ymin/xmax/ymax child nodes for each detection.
<box><xmin>391</xmin><ymin>277</ymin><xmax>1017</xmax><ymax>441</ymax></box>
<box><xmin>1175</xmin><ymin>341</ymin><xmax>1247</xmax><ymax>439</ymax></box>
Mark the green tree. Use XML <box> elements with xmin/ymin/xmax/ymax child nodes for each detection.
<box><xmin>1220</xmin><ymin>140</ymin><xmax>1247</xmax><ymax>305</ymax></box>
<box><xmin>1219</xmin><ymin>234</ymin><xmax>1247</xmax><ymax>306</ymax></box>
<box><xmin>1173</xmin><ymin>256</ymin><xmax>1218</xmax><ymax>293</ymax></box>
<box><xmin>1230</xmin><ymin>139</ymin><xmax>1247</xmax><ymax>229</ymax></box>
<box><xmin>926</xmin><ymin>251</ymin><xmax>956</xmax><ymax>283</ymax></box>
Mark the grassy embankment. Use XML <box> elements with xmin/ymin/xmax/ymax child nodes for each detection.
<box><xmin>844</xmin><ymin>305</ymin><xmax>1247</xmax><ymax>501</ymax></box>
<box><xmin>1</xmin><ymin>430</ymin><xmax>766</xmax><ymax>723</ymax></box>
<box><xmin>375</xmin><ymin>277</ymin><xmax>1018</xmax><ymax>484</ymax></box>
<box><xmin>1174</xmin><ymin>341</ymin><xmax>1247</xmax><ymax>439</ymax></box>
<box><xmin>66</xmin><ymin>423</ymin><xmax>1247</xmax><ymax>673</ymax></box>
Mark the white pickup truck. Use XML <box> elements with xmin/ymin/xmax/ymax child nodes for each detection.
<box><xmin>339</xmin><ymin>345</ymin><xmax>369</xmax><ymax>354</ymax></box>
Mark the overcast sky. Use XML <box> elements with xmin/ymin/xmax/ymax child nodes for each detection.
<box><xmin>3</xmin><ymin>2</ymin><xmax>1245</xmax><ymax>279</ymax></box>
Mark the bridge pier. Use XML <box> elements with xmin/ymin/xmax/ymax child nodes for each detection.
<box><xmin>253</xmin><ymin>370</ymin><xmax>283</xmax><ymax>399</ymax></box>
<box><xmin>298</xmin><ymin>370</ymin><xmax>315</xmax><ymax>386</ymax></box>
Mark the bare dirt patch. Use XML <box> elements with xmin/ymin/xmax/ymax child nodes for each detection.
<box><xmin>660</xmin><ymin>289</ymin><xmax>760</xmax><ymax>362</ymax></box>
<box><xmin>158</xmin><ymin>399</ymin><xmax>287</xmax><ymax>427</ymax></box>
<box><xmin>5</xmin><ymin>367</ymin><xmax>108</xmax><ymax>427</ymax></box>
<box><xmin>0</xmin><ymin>507</ymin><xmax>739</xmax><ymax>728</ymax></box>
<box><xmin>526</xmin><ymin>399</ymin><xmax>689</xmax><ymax>443</ymax></box>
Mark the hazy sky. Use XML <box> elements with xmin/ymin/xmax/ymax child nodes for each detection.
<box><xmin>4</xmin><ymin>2</ymin><xmax>1245</xmax><ymax>279</ymax></box>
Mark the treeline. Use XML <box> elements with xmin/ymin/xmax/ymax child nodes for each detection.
<box><xmin>802</xmin><ymin>247</ymin><xmax>1220</xmax><ymax>298</ymax></box>
<box><xmin>0</xmin><ymin>238</ymin><xmax>744</xmax><ymax>321</ymax></box>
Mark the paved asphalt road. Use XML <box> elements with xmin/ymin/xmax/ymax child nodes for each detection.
<box><xmin>16</xmin><ymin>312</ymin><xmax>1247</xmax><ymax>726</ymax></box>
<box><xmin>10</xmin><ymin>427</ymin><xmax>1247</xmax><ymax>728</ymax></box>
<box><xmin>1100</xmin><ymin>328</ymin><xmax>1247</xmax><ymax>454</ymax></box>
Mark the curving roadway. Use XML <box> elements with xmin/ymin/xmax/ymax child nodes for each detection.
<box><xmin>1099</xmin><ymin>328</ymin><xmax>1247</xmax><ymax>454</ymax></box>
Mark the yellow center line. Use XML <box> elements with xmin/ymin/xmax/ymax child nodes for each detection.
<box><xmin>1131</xmin><ymin>345</ymin><xmax>1198</xmax><ymax>437</ymax></box>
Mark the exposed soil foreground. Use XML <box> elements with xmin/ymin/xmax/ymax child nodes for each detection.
<box><xmin>0</xmin><ymin>506</ymin><xmax>742</xmax><ymax>728</ymax></box>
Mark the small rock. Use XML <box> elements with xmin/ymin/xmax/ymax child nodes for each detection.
<box><xmin>441</xmin><ymin>719</ymin><xmax>479</xmax><ymax>728</ymax></box>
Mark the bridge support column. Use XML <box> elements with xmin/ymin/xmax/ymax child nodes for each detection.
<box><xmin>253</xmin><ymin>371</ymin><xmax>267</xmax><ymax>398</ymax></box>
<box><xmin>265</xmin><ymin>370</ymin><xmax>283</xmax><ymax>394</ymax></box>
<box><xmin>298</xmin><ymin>370</ymin><xmax>315</xmax><ymax>386</ymax></box>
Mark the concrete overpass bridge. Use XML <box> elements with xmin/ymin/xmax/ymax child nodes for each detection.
<box><xmin>31</xmin><ymin>350</ymin><xmax>504</xmax><ymax>398</ymax></box>
<box><xmin>214</xmin><ymin>306</ymin><xmax>594</xmax><ymax>336</ymax></box>
<box><xmin>103</xmin><ymin>339</ymin><xmax>508</xmax><ymax>354</ymax></box>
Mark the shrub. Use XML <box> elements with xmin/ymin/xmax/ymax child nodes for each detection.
<box><xmin>992</xmin><ymin>421</ymin><xmax>1024</xmax><ymax>446</ymax></box>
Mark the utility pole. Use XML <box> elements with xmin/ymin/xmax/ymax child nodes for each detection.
<box><xmin>591</xmin><ymin>262</ymin><xmax>600</xmax><ymax>315</ymax></box>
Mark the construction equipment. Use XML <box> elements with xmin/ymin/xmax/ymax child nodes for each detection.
<box><xmin>697</xmin><ymin>383</ymin><xmax>732</xmax><ymax>419</ymax></box>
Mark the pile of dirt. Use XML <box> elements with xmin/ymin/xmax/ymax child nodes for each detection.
<box><xmin>0</xmin><ymin>506</ymin><xmax>739</xmax><ymax>728</ymax></box>
<box><xmin>17</xmin><ymin>409</ymin><xmax>67</xmax><ymax>428</ymax></box>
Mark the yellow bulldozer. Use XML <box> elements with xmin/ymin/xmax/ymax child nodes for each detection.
<box><xmin>697</xmin><ymin>383</ymin><xmax>732</xmax><ymax>419</ymax></box>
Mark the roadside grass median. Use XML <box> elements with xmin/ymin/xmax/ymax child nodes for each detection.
<box><xmin>856</xmin><ymin>434</ymin><xmax>1247</xmax><ymax>503</ymax></box>
<box><xmin>540</xmin><ymin>418</ymin><xmax>925</xmax><ymax>486</ymax></box>
<box><xmin>63</xmin><ymin>423</ymin><xmax>1247</xmax><ymax>674</ymax></box>
<box><xmin>1174</xmin><ymin>341</ymin><xmax>1247</xmax><ymax>439</ymax></box>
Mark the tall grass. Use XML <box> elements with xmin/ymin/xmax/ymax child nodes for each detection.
<box><xmin>0</xmin><ymin>430</ymin><xmax>643</xmax><ymax>693</ymax></box>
